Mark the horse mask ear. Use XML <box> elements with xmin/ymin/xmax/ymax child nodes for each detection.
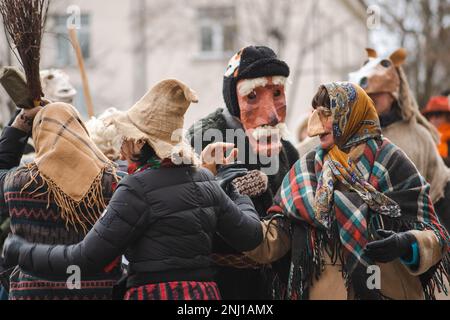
<box><xmin>389</xmin><ymin>48</ymin><xmax>407</xmax><ymax>67</ymax></box>
<box><xmin>366</xmin><ymin>48</ymin><xmax>378</xmax><ymax>59</ymax></box>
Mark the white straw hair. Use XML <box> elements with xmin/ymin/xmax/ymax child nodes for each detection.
<box><xmin>170</xmin><ymin>140</ymin><xmax>201</xmax><ymax>167</ymax></box>
<box><xmin>85</xmin><ymin>108</ymin><xmax>123</xmax><ymax>161</ymax></box>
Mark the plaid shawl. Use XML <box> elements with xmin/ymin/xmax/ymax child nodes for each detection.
<box><xmin>269</xmin><ymin>82</ymin><xmax>450</xmax><ymax>299</ymax></box>
<box><xmin>270</xmin><ymin>138</ymin><xmax>450</xmax><ymax>299</ymax></box>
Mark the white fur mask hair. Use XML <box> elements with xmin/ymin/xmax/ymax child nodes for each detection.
<box><xmin>238</xmin><ymin>77</ymin><xmax>268</xmax><ymax>96</ymax></box>
<box><xmin>272</xmin><ymin>76</ymin><xmax>288</xmax><ymax>87</ymax></box>
<box><xmin>238</xmin><ymin>76</ymin><xmax>288</xmax><ymax>96</ymax></box>
<box><xmin>252</xmin><ymin>123</ymin><xmax>290</xmax><ymax>141</ymax></box>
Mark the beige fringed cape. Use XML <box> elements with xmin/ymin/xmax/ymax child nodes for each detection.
<box><xmin>19</xmin><ymin>102</ymin><xmax>117</xmax><ymax>233</ymax></box>
<box><xmin>3</xmin><ymin>102</ymin><xmax>121</xmax><ymax>300</ymax></box>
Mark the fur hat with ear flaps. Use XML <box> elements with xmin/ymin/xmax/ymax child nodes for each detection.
<box><xmin>108</xmin><ymin>79</ymin><xmax>199</xmax><ymax>161</ymax></box>
<box><xmin>223</xmin><ymin>46</ymin><xmax>290</xmax><ymax>118</ymax></box>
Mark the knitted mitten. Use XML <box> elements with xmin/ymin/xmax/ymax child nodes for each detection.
<box><xmin>232</xmin><ymin>170</ymin><xmax>268</xmax><ymax>197</ymax></box>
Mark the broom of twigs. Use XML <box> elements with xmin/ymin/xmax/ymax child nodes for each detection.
<box><xmin>0</xmin><ymin>0</ymin><xmax>49</xmax><ymax>108</ymax></box>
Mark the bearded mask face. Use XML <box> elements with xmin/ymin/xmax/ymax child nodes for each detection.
<box><xmin>236</xmin><ymin>76</ymin><xmax>288</xmax><ymax>156</ymax></box>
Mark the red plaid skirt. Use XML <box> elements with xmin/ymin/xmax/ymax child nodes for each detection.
<box><xmin>124</xmin><ymin>281</ymin><xmax>221</xmax><ymax>300</ymax></box>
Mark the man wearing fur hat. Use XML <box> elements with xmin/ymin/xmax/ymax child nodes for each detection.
<box><xmin>187</xmin><ymin>46</ymin><xmax>299</xmax><ymax>300</ymax></box>
<box><xmin>349</xmin><ymin>48</ymin><xmax>450</xmax><ymax>232</ymax></box>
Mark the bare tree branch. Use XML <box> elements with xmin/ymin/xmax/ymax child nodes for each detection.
<box><xmin>366</xmin><ymin>0</ymin><xmax>450</xmax><ymax>107</ymax></box>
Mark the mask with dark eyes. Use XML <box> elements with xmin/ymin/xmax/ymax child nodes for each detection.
<box><xmin>380</xmin><ymin>59</ymin><xmax>392</xmax><ymax>68</ymax></box>
<box><xmin>247</xmin><ymin>90</ymin><xmax>257</xmax><ymax>101</ymax></box>
<box><xmin>236</xmin><ymin>76</ymin><xmax>288</xmax><ymax>156</ymax></box>
<box><xmin>348</xmin><ymin>48</ymin><xmax>408</xmax><ymax>101</ymax></box>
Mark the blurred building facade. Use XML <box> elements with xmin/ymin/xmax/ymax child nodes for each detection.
<box><xmin>1</xmin><ymin>0</ymin><xmax>368</xmax><ymax>142</ymax></box>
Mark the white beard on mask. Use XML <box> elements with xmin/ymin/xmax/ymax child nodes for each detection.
<box><xmin>251</xmin><ymin>123</ymin><xmax>290</xmax><ymax>142</ymax></box>
<box><xmin>249</xmin><ymin>123</ymin><xmax>290</xmax><ymax>156</ymax></box>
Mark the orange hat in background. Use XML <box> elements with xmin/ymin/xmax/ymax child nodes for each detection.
<box><xmin>422</xmin><ymin>96</ymin><xmax>450</xmax><ymax>115</ymax></box>
<box><xmin>423</xmin><ymin>96</ymin><xmax>450</xmax><ymax>158</ymax></box>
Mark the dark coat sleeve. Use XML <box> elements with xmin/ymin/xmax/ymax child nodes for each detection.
<box><xmin>16</xmin><ymin>175</ymin><xmax>150</xmax><ymax>276</ymax></box>
<box><xmin>215</xmin><ymin>187</ymin><xmax>263</xmax><ymax>253</ymax></box>
<box><xmin>434</xmin><ymin>181</ymin><xmax>450</xmax><ymax>232</ymax></box>
<box><xmin>281</xmin><ymin>139</ymin><xmax>300</xmax><ymax>168</ymax></box>
<box><xmin>0</xmin><ymin>126</ymin><xmax>29</xmax><ymax>170</ymax></box>
<box><xmin>0</xmin><ymin>127</ymin><xmax>29</xmax><ymax>224</ymax></box>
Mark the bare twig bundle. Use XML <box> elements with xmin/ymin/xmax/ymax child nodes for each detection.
<box><xmin>0</xmin><ymin>0</ymin><xmax>49</xmax><ymax>108</ymax></box>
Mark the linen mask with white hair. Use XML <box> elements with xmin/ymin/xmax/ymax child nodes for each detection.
<box><xmin>236</xmin><ymin>76</ymin><xmax>289</xmax><ymax>157</ymax></box>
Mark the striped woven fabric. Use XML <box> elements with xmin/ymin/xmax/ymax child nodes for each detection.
<box><xmin>0</xmin><ymin>103</ymin><xmax>122</xmax><ymax>300</ymax></box>
<box><xmin>1</xmin><ymin>168</ymin><xmax>121</xmax><ymax>300</ymax></box>
<box><xmin>9</xmin><ymin>269</ymin><xmax>117</xmax><ymax>300</ymax></box>
<box><xmin>124</xmin><ymin>281</ymin><xmax>221</xmax><ymax>300</ymax></box>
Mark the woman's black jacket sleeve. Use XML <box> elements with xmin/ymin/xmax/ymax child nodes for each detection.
<box><xmin>0</xmin><ymin>126</ymin><xmax>29</xmax><ymax>170</ymax></box>
<box><xmin>0</xmin><ymin>126</ymin><xmax>30</xmax><ymax>224</ymax></box>
<box><xmin>13</xmin><ymin>174</ymin><xmax>263</xmax><ymax>276</ymax></box>
<box><xmin>215</xmin><ymin>187</ymin><xmax>262</xmax><ymax>252</ymax></box>
<box><xmin>17</xmin><ymin>176</ymin><xmax>150</xmax><ymax>275</ymax></box>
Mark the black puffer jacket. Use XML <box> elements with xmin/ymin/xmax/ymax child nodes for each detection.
<box><xmin>187</xmin><ymin>108</ymin><xmax>299</xmax><ymax>299</ymax></box>
<box><xmin>9</xmin><ymin>165</ymin><xmax>263</xmax><ymax>289</ymax></box>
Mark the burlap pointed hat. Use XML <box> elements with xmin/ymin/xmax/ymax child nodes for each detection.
<box><xmin>110</xmin><ymin>79</ymin><xmax>198</xmax><ymax>159</ymax></box>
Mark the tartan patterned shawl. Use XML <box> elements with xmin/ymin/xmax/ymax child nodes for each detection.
<box><xmin>270</xmin><ymin>138</ymin><xmax>450</xmax><ymax>299</ymax></box>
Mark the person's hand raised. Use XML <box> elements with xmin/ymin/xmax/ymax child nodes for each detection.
<box><xmin>11</xmin><ymin>99</ymin><xmax>50</xmax><ymax>133</ymax></box>
<box><xmin>201</xmin><ymin>142</ymin><xmax>239</xmax><ymax>175</ymax></box>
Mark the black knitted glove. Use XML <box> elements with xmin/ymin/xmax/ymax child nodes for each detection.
<box><xmin>364</xmin><ymin>229</ymin><xmax>416</xmax><ymax>263</ymax></box>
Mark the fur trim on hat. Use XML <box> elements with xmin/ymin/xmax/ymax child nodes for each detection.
<box><xmin>223</xmin><ymin>46</ymin><xmax>290</xmax><ymax>118</ymax></box>
<box><xmin>272</xmin><ymin>76</ymin><xmax>288</xmax><ymax>86</ymax></box>
<box><xmin>237</xmin><ymin>76</ymin><xmax>288</xmax><ymax>96</ymax></box>
<box><xmin>237</xmin><ymin>77</ymin><xmax>269</xmax><ymax>96</ymax></box>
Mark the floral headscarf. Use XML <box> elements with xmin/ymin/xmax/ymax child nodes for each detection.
<box><xmin>270</xmin><ymin>82</ymin><xmax>449</xmax><ymax>300</ymax></box>
<box><xmin>314</xmin><ymin>82</ymin><xmax>401</xmax><ymax>228</ymax></box>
